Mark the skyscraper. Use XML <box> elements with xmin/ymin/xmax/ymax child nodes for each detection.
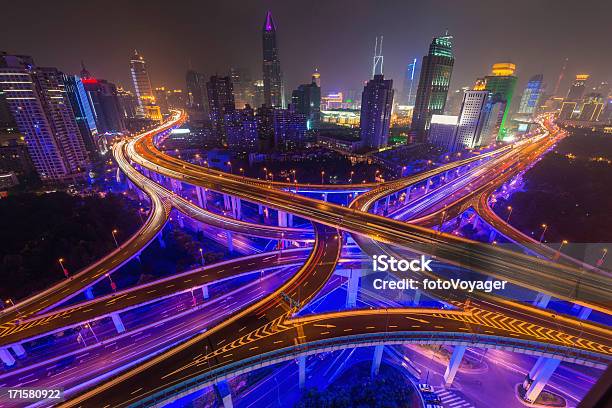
<box><xmin>411</xmin><ymin>34</ymin><xmax>454</xmax><ymax>142</ymax></box>
<box><xmin>455</xmin><ymin>90</ymin><xmax>494</xmax><ymax>150</ymax></box>
<box><xmin>484</xmin><ymin>62</ymin><xmax>518</xmax><ymax>140</ymax></box>
<box><xmin>401</xmin><ymin>58</ymin><xmax>417</xmax><ymax>105</ymax></box>
<box><xmin>130</xmin><ymin>50</ymin><xmax>161</xmax><ymax>120</ymax></box>
<box><xmin>518</xmin><ymin>74</ymin><xmax>544</xmax><ymax>115</ymax></box>
<box><xmin>566</xmin><ymin>74</ymin><xmax>589</xmax><ymax>101</ymax></box>
<box><xmin>63</xmin><ymin>74</ymin><xmax>100</xmax><ymax>158</ymax></box>
<box><xmin>291</xmin><ymin>75</ymin><xmax>321</xmax><ymax>128</ymax></box>
<box><xmin>185</xmin><ymin>70</ymin><xmax>208</xmax><ymax>114</ymax></box>
<box><xmin>230</xmin><ymin>67</ymin><xmax>253</xmax><ymax>109</ymax></box>
<box><xmin>359</xmin><ymin>74</ymin><xmax>394</xmax><ymax>150</ymax></box>
<box><xmin>578</xmin><ymin>93</ymin><xmax>604</xmax><ymax>122</ymax></box>
<box><xmin>81</xmin><ymin>75</ymin><xmax>126</xmax><ymax>134</ymax></box>
<box><xmin>262</xmin><ymin>11</ymin><xmax>284</xmax><ymax>107</ymax></box>
<box><xmin>206</xmin><ymin>75</ymin><xmax>235</xmax><ymax>143</ymax></box>
<box><xmin>226</xmin><ymin>105</ymin><xmax>258</xmax><ymax>152</ymax></box>
<box><xmin>0</xmin><ymin>53</ymin><xmax>90</xmax><ymax>182</ymax></box>
<box><xmin>273</xmin><ymin>108</ymin><xmax>307</xmax><ymax>151</ymax></box>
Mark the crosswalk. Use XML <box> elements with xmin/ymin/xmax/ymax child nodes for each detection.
<box><xmin>435</xmin><ymin>387</ymin><xmax>475</xmax><ymax>408</ymax></box>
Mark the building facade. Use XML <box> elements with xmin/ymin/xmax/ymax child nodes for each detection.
<box><xmin>262</xmin><ymin>11</ymin><xmax>284</xmax><ymax>107</ymax></box>
<box><xmin>360</xmin><ymin>74</ymin><xmax>394</xmax><ymax>150</ymax></box>
<box><xmin>518</xmin><ymin>74</ymin><xmax>544</xmax><ymax>115</ymax></box>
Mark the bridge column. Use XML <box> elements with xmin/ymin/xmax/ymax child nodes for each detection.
<box><xmin>488</xmin><ymin>230</ymin><xmax>497</xmax><ymax>243</ymax></box>
<box><xmin>226</xmin><ymin>231</ymin><xmax>234</xmax><ymax>252</ymax></box>
<box><xmin>577</xmin><ymin>306</ymin><xmax>592</xmax><ymax>320</ymax></box>
<box><xmin>298</xmin><ymin>355</ymin><xmax>306</xmax><ymax>389</ymax></box>
<box><xmin>258</xmin><ymin>204</ymin><xmax>264</xmax><ymax>215</ymax></box>
<box><xmin>322</xmin><ymin>193</ymin><xmax>328</xmax><ymax>202</ymax></box>
<box><xmin>522</xmin><ymin>358</ymin><xmax>561</xmax><ymax>403</ymax></box>
<box><xmin>85</xmin><ymin>287</ymin><xmax>94</xmax><ymax>300</ymax></box>
<box><xmin>201</xmin><ymin>285</ymin><xmax>210</xmax><ymax>300</ymax></box>
<box><xmin>231</xmin><ymin>196</ymin><xmax>242</xmax><ymax>220</ymax></box>
<box><xmin>223</xmin><ymin>194</ymin><xmax>232</xmax><ymax>211</ymax></box>
<box><xmin>373</xmin><ymin>200</ymin><xmax>379</xmax><ymax>213</ymax></box>
<box><xmin>371</xmin><ymin>345</ymin><xmax>384</xmax><ymax>377</ymax></box>
<box><xmin>445</xmin><ymin>170</ymin><xmax>452</xmax><ymax>180</ymax></box>
<box><xmin>196</xmin><ymin>186</ymin><xmax>207</xmax><ymax>208</ymax></box>
<box><xmin>110</xmin><ymin>312</ymin><xmax>126</xmax><ymax>333</ymax></box>
<box><xmin>215</xmin><ymin>380</ymin><xmax>233</xmax><ymax>408</ymax></box>
<box><xmin>385</xmin><ymin>195</ymin><xmax>391</xmax><ymax>209</ymax></box>
<box><xmin>11</xmin><ymin>344</ymin><xmax>26</xmax><ymax>358</ymax></box>
<box><xmin>158</xmin><ymin>233</ymin><xmax>166</xmax><ymax>248</ymax></box>
<box><xmin>115</xmin><ymin>167</ymin><xmax>121</xmax><ymax>183</ymax></box>
<box><xmin>346</xmin><ymin>269</ymin><xmax>361</xmax><ymax>308</ymax></box>
<box><xmin>0</xmin><ymin>347</ymin><xmax>16</xmax><ymax>366</ymax></box>
<box><xmin>404</xmin><ymin>186</ymin><xmax>412</xmax><ymax>201</ymax></box>
<box><xmin>472</xmin><ymin>216</ymin><xmax>480</xmax><ymax>230</ymax></box>
<box><xmin>533</xmin><ymin>293</ymin><xmax>551</xmax><ymax>308</ymax></box>
<box><xmin>278</xmin><ymin>211</ymin><xmax>288</xmax><ymax>227</ymax></box>
<box><xmin>424</xmin><ymin>178</ymin><xmax>433</xmax><ymax>193</ymax></box>
<box><xmin>443</xmin><ymin>345</ymin><xmax>466</xmax><ymax>386</ymax></box>
<box><xmin>287</xmin><ymin>213</ymin><xmax>294</xmax><ymax>228</ymax></box>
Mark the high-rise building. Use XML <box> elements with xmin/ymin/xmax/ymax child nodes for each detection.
<box><xmin>566</xmin><ymin>74</ymin><xmax>589</xmax><ymax>101</ymax></box>
<box><xmin>454</xmin><ymin>90</ymin><xmax>493</xmax><ymax>150</ymax></box>
<box><xmin>0</xmin><ymin>53</ymin><xmax>90</xmax><ymax>182</ymax></box>
<box><xmin>401</xmin><ymin>58</ymin><xmax>417</xmax><ymax>105</ymax></box>
<box><xmin>63</xmin><ymin>75</ymin><xmax>101</xmax><ymax>158</ymax></box>
<box><xmin>484</xmin><ymin>62</ymin><xmax>518</xmax><ymax>140</ymax></box>
<box><xmin>291</xmin><ymin>76</ymin><xmax>321</xmax><ymax>128</ymax></box>
<box><xmin>230</xmin><ymin>67</ymin><xmax>253</xmax><ymax>109</ymax></box>
<box><xmin>226</xmin><ymin>105</ymin><xmax>258</xmax><ymax>152</ymax></box>
<box><xmin>518</xmin><ymin>74</ymin><xmax>544</xmax><ymax>115</ymax></box>
<box><xmin>130</xmin><ymin>50</ymin><xmax>161</xmax><ymax>120</ymax></box>
<box><xmin>185</xmin><ymin>70</ymin><xmax>208</xmax><ymax>114</ymax></box>
<box><xmin>256</xmin><ymin>104</ymin><xmax>274</xmax><ymax>151</ymax></box>
<box><xmin>411</xmin><ymin>34</ymin><xmax>454</xmax><ymax>142</ymax></box>
<box><xmin>81</xmin><ymin>76</ymin><xmax>127</xmax><ymax>134</ymax></box>
<box><xmin>578</xmin><ymin>93</ymin><xmax>604</xmax><ymax>122</ymax></box>
<box><xmin>273</xmin><ymin>108</ymin><xmax>307</xmax><ymax>151</ymax></box>
<box><xmin>558</xmin><ymin>101</ymin><xmax>577</xmax><ymax>120</ymax></box>
<box><xmin>116</xmin><ymin>86</ymin><xmax>139</xmax><ymax>119</ymax></box>
<box><xmin>428</xmin><ymin>114</ymin><xmax>458</xmax><ymax>151</ymax></box>
<box><xmin>312</xmin><ymin>69</ymin><xmax>321</xmax><ymax>88</ymax></box>
<box><xmin>262</xmin><ymin>11</ymin><xmax>284</xmax><ymax>107</ymax></box>
<box><xmin>359</xmin><ymin>74</ymin><xmax>394</xmax><ymax>150</ymax></box>
<box><xmin>0</xmin><ymin>88</ymin><xmax>13</xmax><ymax>129</ymax></box>
<box><xmin>206</xmin><ymin>75</ymin><xmax>235</xmax><ymax>143</ymax></box>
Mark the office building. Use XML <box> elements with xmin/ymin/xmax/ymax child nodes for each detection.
<box><xmin>428</xmin><ymin>114</ymin><xmax>458</xmax><ymax>151</ymax></box>
<box><xmin>226</xmin><ymin>105</ymin><xmax>258</xmax><ymax>152</ymax></box>
<box><xmin>130</xmin><ymin>50</ymin><xmax>161</xmax><ymax>120</ymax></box>
<box><xmin>559</xmin><ymin>101</ymin><xmax>578</xmax><ymax>120</ymax></box>
<box><xmin>116</xmin><ymin>86</ymin><xmax>139</xmax><ymax>119</ymax></box>
<box><xmin>578</xmin><ymin>93</ymin><xmax>604</xmax><ymax>122</ymax></box>
<box><xmin>401</xmin><ymin>58</ymin><xmax>417</xmax><ymax>105</ymax></box>
<box><xmin>411</xmin><ymin>34</ymin><xmax>454</xmax><ymax>142</ymax></box>
<box><xmin>63</xmin><ymin>75</ymin><xmax>100</xmax><ymax>158</ymax></box>
<box><xmin>454</xmin><ymin>90</ymin><xmax>492</xmax><ymax>149</ymax></box>
<box><xmin>359</xmin><ymin>74</ymin><xmax>394</xmax><ymax>150</ymax></box>
<box><xmin>185</xmin><ymin>70</ymin><xmax>209</xmax><ymax>114</ymax></box>
<box><xmin>273</xmin><ymin>108</ymin><xmax>307</xmax><ymax>151</ymax></box>
<box><xmin>566</xmin><ymin>74</ymin><xmax>589</xmax><ymax>101</ymax></box>
<box><xmin>0</xmin><ymin>53</ymin><xmax>90</xmax><ymax>182</ymax></box>
<box><xmin>291</xmin><ymin>75</ymin><xmax>321</xmax><ymax>128</ymax></box>
<box><xmin>81</xmin><ymin>76</ymin><xmax>126</xmax><ymax>134</ymax></box>
<box><xmin>207</xmin><ymin>75</ymin><xmax>235</xmax><ymax>143</ymax></box>
<box><xmin>484</xmin><ymin>62</ymin><xmax>518</xmax><ymax>140</ymax></box>
<box><xmin>262</xmin><ymin>11</ymin><xmax>284</xmax><ymax>107</ymax></box>
<box><xmin>230</xmin><ymin>67</ymin><xmax>254</xmax><ymax>109</ymax></box>
<box><xmin>256</xmin><ymin>104</ymin><xmax>275</xmax><ymax>151</ymax></box>
<box><xmin>518</xmin><ymin>74</ymin><xmax>544</xmax><ymax>115</ymax></box>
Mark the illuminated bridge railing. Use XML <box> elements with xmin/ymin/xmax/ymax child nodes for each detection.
<box><xmin>130</xmin><ymin>331</ymin><xmax>611</xmax><ymax>407</ymax></box>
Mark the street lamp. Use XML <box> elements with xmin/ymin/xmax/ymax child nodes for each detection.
<box><xmin>105</xmin><ymin>273</ymin><xmax>117</xmax><ymax>292</ymax></box>
<box><xmin>227</xmin><ymin>161</ymin><xmax>232</xmax><ymax>174</ymax></box>
<box><xmin>539</xmin><ymin>224</ymin><xmax>548</xmax><ymax>243</ymax></box>
<box><xmin>506</xmin><ymin>206</ymin><xmax>513</xmax><ymax>223</ymax></box>
<box><xmin>349</xmin><ymin>170</ymin><xmax>354</xmax><ymax>184</ymax></box>
<box><xmin>111</xmin><ymin>229</ymin><xmax>119</xmax><ymax>248</ymax></box>
<box><xmin>59</xmin><ymin>258</ymin><xmax>69</xmax><ymax>278</ymax></box>
<box><xmin>199</xmin><ymin>248</ymin><xmax>205</xmax><ymax>266</ymax></box>
<box><xmin>554</xmin><ymin>240</ymin><xmax>568</xmax><ymax>260</ymax></box>
<box><xmin>321</xmin><ymin>171</ymin><xmax>325</xmax><ymax>184</ymax></box>
<box><xmin>596</xmin><ymin>248</ymin><xmax>608</xmax><ymax>267</ymax></box>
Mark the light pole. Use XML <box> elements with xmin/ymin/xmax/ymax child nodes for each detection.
<box><xmin>227</xmin><ymin>161</ymin><xmax>232</xmax><ymax>174</ymax></box>
<box><xmin>554</xmin><ymin>240</ymin><xmax>568</xmax><ymax>260</ymax></box>
<box><xmin>320</xmin><ymin>171</ymin><xmax>325</xmax><ymax>184</ymax></box>
<box><xmin>539</xmin><ymin>224</ymin><xmax>548</xmax><ymax>243</ymax></box>
<box><xmin>111</xmin><ymin>229</ymin><xmax>119</xmax><ymax>248</ymax></box>
<box><xmin>596</xmin><ymin>248</ymin><xmax>608</xmax><ymax>267</ymax></box>
<box><xmin>106</xmin><ymin>273</ymin><xmax>117</xmax><ymax>292</ymax></box>
<box><xmin>199</xmin><ymin>248</ymin><xmax>205</xmax><ymax>266</ymax></box>
<box><xmin>263</xmin><ymin>167</ymin><xmax>268</xmax><ymax>181</ymax></box>
<box><xmin>84</xmin><ymin>322</ymin><xmax>99</xmax><ymax>343</ymax></box>
<box><xmin>59</xmin><ymin>258</ymin><xmax>69</xmax><ymax>278</ymax></box>
<box><xmin>506</xmin><ymin>206</ymin><xmax>513</xmax><ymax>223</ymax></box>
<box><xmin>349</xmin><ymin>170</ymin><xmax>354</xmax><ymax>184</ymax></box>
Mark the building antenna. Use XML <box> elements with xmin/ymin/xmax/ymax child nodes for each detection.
<box><xmin>372</xmin><ymin>36</ymin><xmax>384</xmax><ymax>78</ymax></box>
<box><xmin>553</xmin><ymin>57</ymin><xmax>568</xmax><ymax>97</ymax></box>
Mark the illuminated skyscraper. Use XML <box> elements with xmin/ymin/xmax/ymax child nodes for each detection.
<box><xmin>185</xmin><ymin>70</ymin><xmax>208</xmax><ymax>114</ymax></box>
<box><xmin>411</xmin><ymin>34</ymin><xmax>454</xmax><ymax>142</ymax></box>
<box><xmin>206</xmin><ymin>75</ymin><xmax>235</xmax><ymax>143</ymax></box>
<box><xmin>401</xmin><ymin>58</ymin><xmax>417</xmax><ymax>105</ymax></box>
<box><xmin>262</xmin><ymin>11</ymin><xmax>284</xmax><ymax>107</ymax></box>
<box><xmin>291</xmin><ymin>76</ymin><xmax>321</xmax><ymax>128</ymax></box>
<box><xmin>455</xmin><ymin>90</ymin><xmax>494</xmax><ymax>149</ymax></box>
<box><xmin>484</xmin><ymin>62</ymin><xmax>518</xmax><ymax>140</ymax></box>
<box><xmin>63</xmin><ymin>74</ymin><xmax>100</xmax><ymax>157</ymax></box>
<box><xmin>518</xmin><ymin>74</ymin><xmax>544</xmax><ymax>115</ymax></box>
<box><xmin>230</xmin><ymin>67</ymin><xmax>253</xmax><ymax>109</ymax></box>
<box><xmin>578</xmin><ymin>93</ymin><xmax>604</xmax><ymax>122</ymax></box>
<box><xmin>360</xmin><ymin>74</ymin><xmax>394</xmax><ymax>150</ymax></box>
<box><xmin>130</xmin><ymin>50</ymin><xmax>160</xmax><ymax>120</ymax></box>
<box><xmin>0</xmin><ymin>53</ymin><xmax>90</xmax><ymax>181</ymax></box>
<box><xmin>566</xmin><ymin>74</ymin><xmax>589</xmax><ymax>101</ymax></box>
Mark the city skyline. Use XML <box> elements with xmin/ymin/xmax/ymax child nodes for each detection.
<box><xmin>2</xmin><ymin>0</ymin><xmax>611</xmax><ymax>96</ymax></box>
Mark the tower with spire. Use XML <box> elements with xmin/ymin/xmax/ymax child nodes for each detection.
<box><xmin>262</xmin><ymin>11</ymin><xmax>284</xmax><ymax>108</ymax></box>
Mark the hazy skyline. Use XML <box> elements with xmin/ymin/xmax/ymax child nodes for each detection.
<box><xmin>2</xmin><ymin>0</ymin><xmax>611</xmax><ymax>97</ymax></box>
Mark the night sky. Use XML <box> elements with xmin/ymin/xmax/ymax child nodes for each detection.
<box><xmin>2</xmin><ymin>0</ymin><xmax>611</xmax><ymax>96</ymax></box>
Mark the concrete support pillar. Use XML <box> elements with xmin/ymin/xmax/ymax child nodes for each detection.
<box><xmin>85</xmin><ymin>287</ymin><xmax>94</xmax><ymax>300</ymax></box>
<box><xmin>523</xmin><ymin>358</ymin><xmax>561</xmax><ymax>403</ymax></box>
<box><xmin>425</xmin><ymin>178</ymin><xmax>433</xmax><ymax>193</ymax></box>
<box><xmin>298</xmin><ymin>355</ymin><xmax>306</xmax><ymax>389</ymax></box>
<box><xmin>533</xmin><ymin>293</ymin><xmax>551</xmax><ymax>308</ymax></box>
<box><xmin>196</xmin><ymin>187</ymin><xmax>207</xmax><ymax>208</ymax></box>
<box><xmin>231</xmin><ymin>196</ymin><xmax>241</xmax><ymax>220</ymax></box>
<box><xmin>115</xmin><ymin>168</ymin><xmax>121</xmax><ymax>183</ymax></box>
<box><xmin>322</xmin><ymin>193</ymin><xmax>328</xmax><ymax>202</ymax></box>
<box><xmin>226</xmin><ymin>231</ymin><xmax>234</xmax><ymax>252</ymax></box>
<box><xmin>578</xmin><ymin>307</ymin><xmax>592</xmax><ymax>320</ymax></box>
<box><xmin>0</xmin><ymin>347</ymin><xmax>16</xmax><ymax>366</ymax></box>
<box><xmin>443</xmin><ymin>345</ymin><xmax>466</xmax><ymax>386</ymax></box>
<box><xmin>287</xmin><ymin>213</ymin><xmax>294</xmax><ymax>228</ymax></box>
<box><xmin>223</xmin><ymin>194</ymin><xmax>232</xmax><ymax>211</ymax></box>
<box><xmin>385</xmin><ymin>195</ymin><xmax>391</xmax><ymax>209</ymax></box>
<box><xmin>201</xmin><ymin>285</ymin><xmax>210</xmax><ymax>300</ymax></box>
<box><xmin>258</xmin><ymin>204</ymin><xmax>264</xmax><ymax>215</ymax></box>
<box><xmin>405</xmin><ymin>187</ymin><xmax>412</xmax><ymax>202</ymax></box>
<box><xmin>412</xmin><ymin>289</ymin><xmax>422</xmax><ymax>306</ymax></box>
<box><xmin>472</xmin><ymin>216</ymin><xmax>480</xmax><ymax>230</ymax></box>
<box><xmin>488</xmin><ymin>230</ymin><xmax>497</xmax><ymax>243</ymax></box>
<box><xmin>110</xmin><ymin>312</ymin><xmax>126</xmax><ymax>333</ymax></box>
<box><xmin>215</xmin><ymin>380</ymin><xmax>233</xmax><ymax>408</ymax></box>
<box><xmin>373</xmin><ymin>201</ymin><xmax>379</xmax><ymax>213</ymax></box>
<box><xmin>11</xmin><ymin>344</ymin><xmax>26</xmax><ymax>358</ymax></box>
<box><xmin>445</xmin><ymin>170</ymin><xmax>451</xmax><ymax>181</ymax></box>
<box><xmin>278</xmin><ymin>211</ymin><xmax>288</xmax><ymax>227</ymax></box>
<box><xmin>346</xmin><ymin>269</ymin><xmax>361</xmax><ymax>308</ymax></box>
<box><xmin>158</xmin><ymin>234</ymin><xmax>166</xmax><ymax>248</ymax></box>
<box><xmin>371</xmin><ymin>345</ymin><xmax>384</xmax><ymax>377</ymax></box>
